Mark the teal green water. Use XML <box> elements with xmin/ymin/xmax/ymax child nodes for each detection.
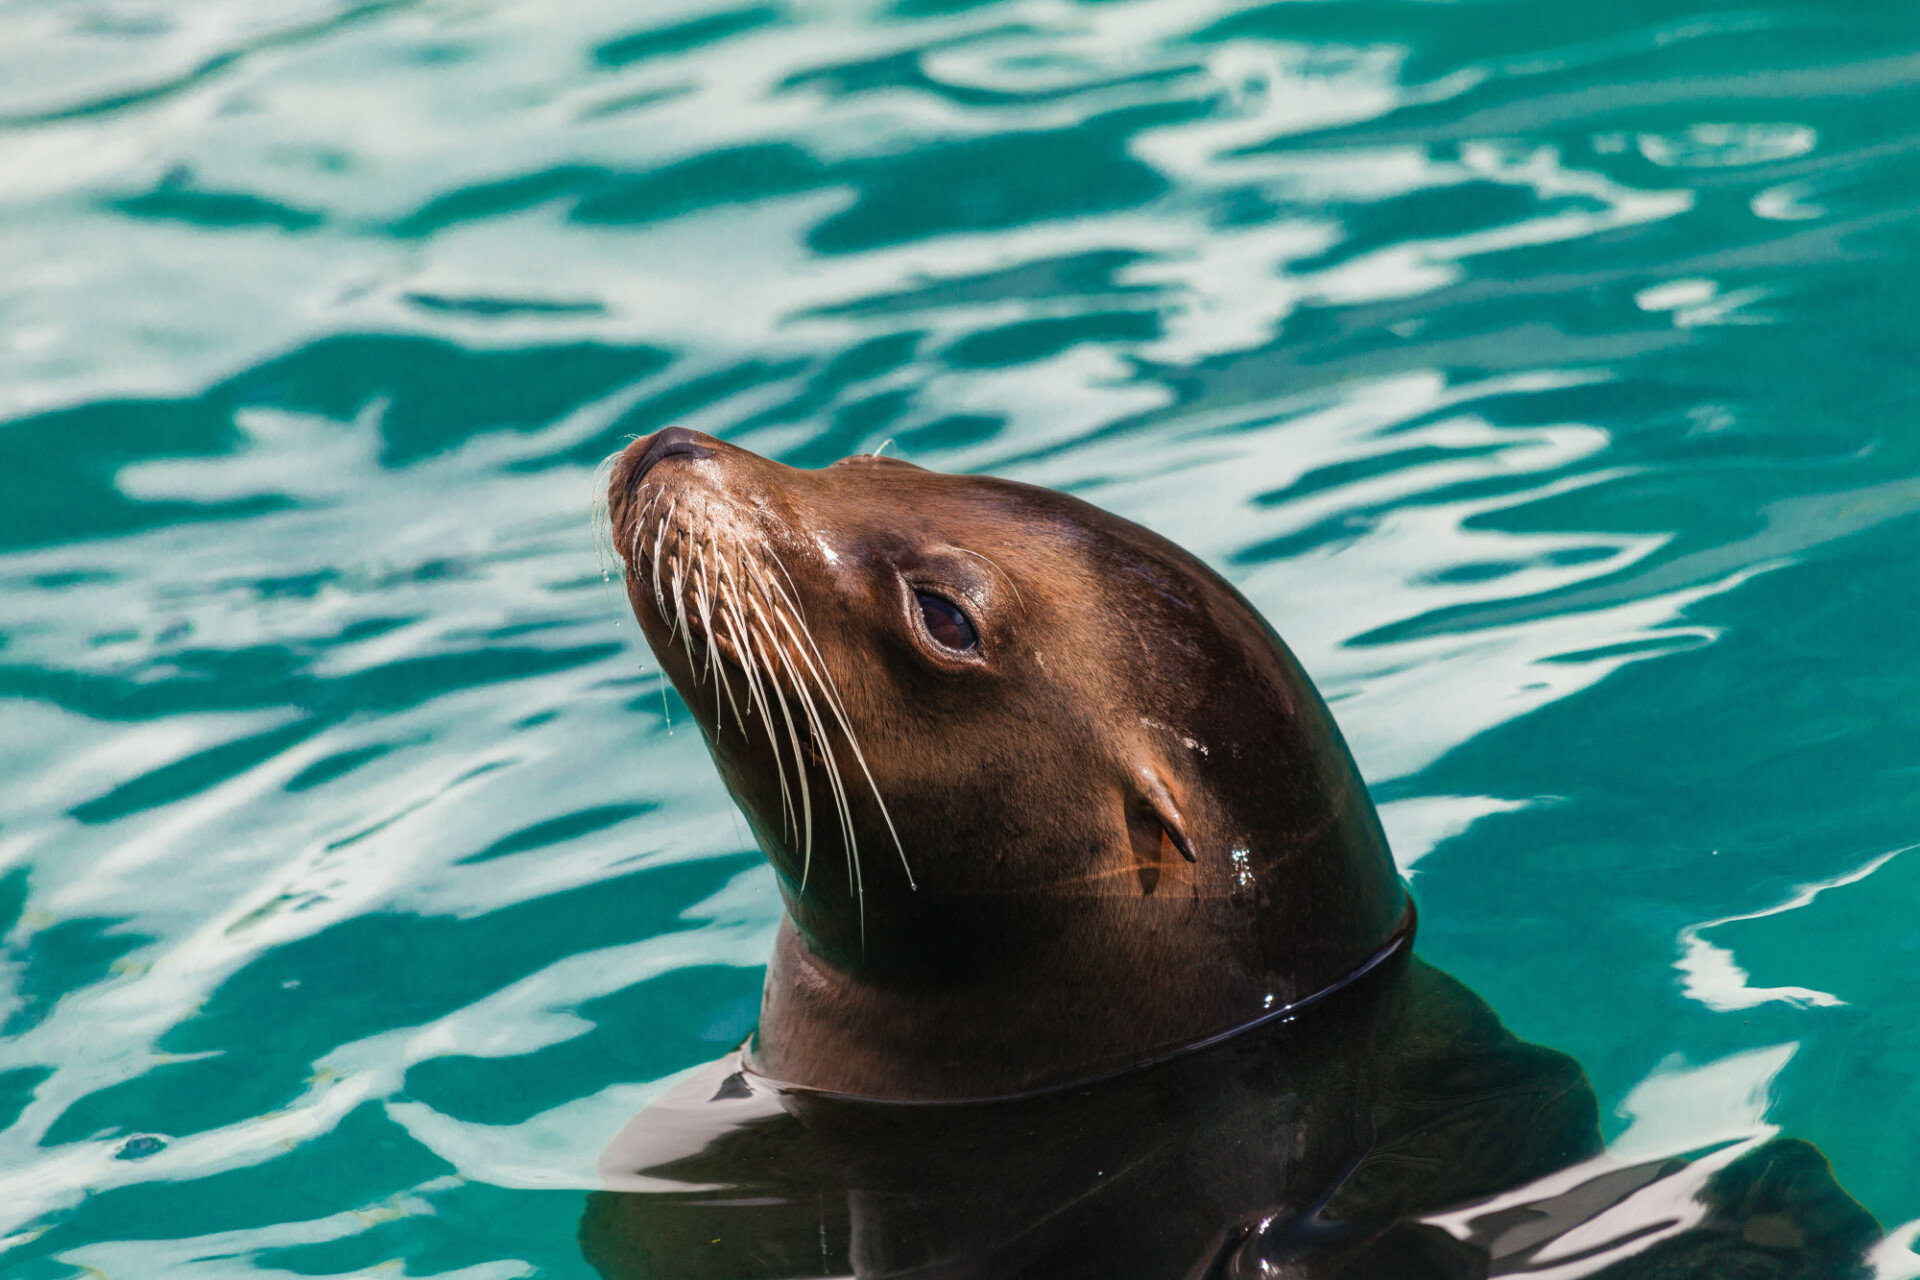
<box><xmin>3</xmin><ymin>0</ymin><xmax>1919</xmax><ymax>1274</ymax></box>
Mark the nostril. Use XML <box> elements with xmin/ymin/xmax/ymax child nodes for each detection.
<box><xmin>652</xmin><ymin>439</ymin><xmax>710</xmax><ymax>465</ymax></box>
<box><xmin>625</xmin><ymin>427</ymin><xmax>721</xmax><ymax>502</ymax></box>
<box><xmin>629</xmin><ymin>427</ymin><xmax>717</xmax><ymax>488</ymax></box>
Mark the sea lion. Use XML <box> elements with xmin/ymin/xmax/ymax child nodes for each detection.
<box><xmin>587</xmin><ymin>428</ymin><xmax>1877</xmax><ymax>1278</ymax></box>
<box><xmin>604</xmin><ymin>425</ymin><xmax>1408</xmax><ymax>1100</ymax></box>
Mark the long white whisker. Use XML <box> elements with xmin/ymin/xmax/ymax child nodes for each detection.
<box><xmin>650</xmin><ymin>498</ymin><xmax>676</xmax><ymax>619</ymax></box>
<box><xmin>609</xmin><ymin>486</ymin><xmax>659</xmax><ymax>592</ymax></box>
<box><xmin>629</xmin><ymin>487</ymin><xmax>660</xmax><ymax>543</ymax></box>
<box><xmin>721</xmin><ymin>569</ymin><xmax>798</xmax><ymax>845</ymax></box>
<box><xmin>589</xmin><ymin>452</ymin><xmax>623</xmax><ymax>583</ymax></box>
<box><xmin>755</xmin><ymin>570</ymin><xmax>915</xmax><ymax>891</ymax></box>
<box><xmin>670</xmin><ymin>555</ymin><xmax>695</xmax><ymax>661</ymax></box>
<box><xmin>723</xmin><ymin>553</ymin><xmax>805</xmax><ymax>850</ymax></box>
<box><xmin>749</xmin><ymin>610</ymin><xmax>813</xmax><ymax>886</ymax></box>
<box><xmin>714</xmin><ymin>551</ymin><xmax>761</xmax><ymax>724</ymax></box>
<box><xmin>764</xmin><ymin>617</ymin><xmax>860</xmax><ymax>930</ymax></box>
<box><xmin>694</xmin><ymin>551</ymin><xmax>744</xmax><ymax>734</ymax></box>
<box><xmin>616</xmin><ymin>491</ymin><xmax>897</xmax><ymax>925</ymax></box>
<box><xmin>779</xmin><ymin>619</ymin><xmax>858</xmax><ymax>864</ymax></box>
<box><xmin>797</xmin><ymin>625</ymin><xmax>865</xmax><ymax>944</ymax></box>
<box><xmin>692</xmin><ymin>558</ymin><xmax>716</xmax><ymax>682</ymax></box>
<box><xmin>716</xmin><ymin>554</ymin><xmax>763</xmax><ymax>720</ymax></box>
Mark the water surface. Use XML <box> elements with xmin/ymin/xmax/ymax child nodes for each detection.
<box><xmin>3</xmin><ymin>0</ymin><xmax>1920</xmax><ymax>1274</ymax></box>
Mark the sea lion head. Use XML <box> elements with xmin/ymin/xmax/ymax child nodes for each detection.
<box><xmin>607</xmin><ymin>427</ymin><xmax>1408</xmax><ymax>1096</ymax></box>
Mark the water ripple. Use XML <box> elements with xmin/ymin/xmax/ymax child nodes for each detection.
<box><xmin>5</xmin><ymin>0</ymin><xmax>1920</xmax><ymax>1271</ymax></box>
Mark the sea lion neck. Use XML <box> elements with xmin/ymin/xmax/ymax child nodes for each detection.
<box><xmin>607</xmin><ymin>428</ymin><xmax>1409</xmax><ymax>1099</ymax></box>
<box><xmin>751</xmin><ymin>777</ymin><xmax>1409</xmax><ymax>1098</ymax></box>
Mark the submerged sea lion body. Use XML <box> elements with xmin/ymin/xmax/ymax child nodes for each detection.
<box><xmin>588</xmin><ymin>430</ymin><xmax>1876</xmax><ymax>1278</ymax></box>
<box><xmin>583</xmin><ymin>953</ymin><xmax>1609</xmax><ymax>1279</ymax></box>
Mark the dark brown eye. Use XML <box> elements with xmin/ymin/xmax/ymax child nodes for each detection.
<box><xmin>916</xmin><ymin>592</ymin><xmax>978</xmax><ymax>652</ymax></box>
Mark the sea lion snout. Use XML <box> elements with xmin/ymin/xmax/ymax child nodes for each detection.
<box><xmin>607</xmin><ymin>427</ymin><xmax>787</xmax><ymax>620</ymax></box>
<box><xmin>608</xmin><ymin>426</ymin><xmax>729</xmax><ymax>532</ymax></box>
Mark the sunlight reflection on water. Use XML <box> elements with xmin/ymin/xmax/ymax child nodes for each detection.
<box><xmin>4</xmin><ymin>0</ymin><xmax>1920</xmax><ymax>1273</ymax></box>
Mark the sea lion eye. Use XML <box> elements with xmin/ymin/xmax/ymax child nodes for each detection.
<box><xmin>916</xmin><ymin>592</ymin><xmax>978</xmax><ymax>652</ymax></box>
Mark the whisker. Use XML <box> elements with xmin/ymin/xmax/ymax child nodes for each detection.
<box><xmin>629</xmin><ymin>490</ymin><xmax>661</xmax><ymax>564</ymax></box>
<box><xmin>749</xmin><ymin>607</ymin><xmax>814</xmax><ymax>886</ymax></box>
<box><xmin>721</xmin><ymin>567</ymin><xmax>800</xmax><ymax>846</ymax></box>
<box><xmin>613</xmin><ymin>490</ymin><xmax>660</xmax><ymax>632</ymax></box>
<box><xmin>628</xmin><ymin>485</ymin><xmax>661</xmax><ymax>537</ymax></box>
<box><xmin>670</xmin><ymin>555</ymin><xmax>695</xmax><ymax>662</ymax></box>
<box><xmin>764</xmin><ymin>614</ymin><xmax>860</xmax><ymax>928</ymax></box>
<box><xmin>589</xmin><ymin>452</ymin><xmax>623</xmax><ymax>582</ymax></box>
<box><xmin>714</xmin><ymin>548</ymin><xmax>762</xmax><ymax>725</ymax></box>
<box><xmin>618</xmin><ymin>496</ymin><xmax>902</xmax><ymax>927</ymax></box>
<box><xmin>756</xmin><ymin>570</ymin><xmax>916</xmax><ymax>891</ymax></box>
<box><xmin>694</xmin><ymin>548</ymin><xmax>745</xmax><ymax>735</ymax></box>
<box><xmin>747</xmin><ymin>592</ymin><xmax>860</xmax><ymax>890</ymax></box>
<box><xmin>796</xmin><ymin>620</ymin><xmax>866</xmax><ymax>945</ymax></box>
<box><xmin>650</xmin><ymin>498</ymin><xmax>677</xmax><ymax>620</ymax></box>
<box><xmin>692</xmin><ymin>556</ymin><xmax>715</xmax><ymax>681</ymax></box>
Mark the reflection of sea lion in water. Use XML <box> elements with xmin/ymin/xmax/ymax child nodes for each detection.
<box><xmin>585</xmin><ymin>428</ymin><xmax>1876</xmax><ymax>1278</ymax></box>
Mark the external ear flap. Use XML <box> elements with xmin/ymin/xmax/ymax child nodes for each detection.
<box><xmin>1126</xmin><ymin>768</ymin><xmax>1197</xmax><ymax>897</ymax></box>
<box><xmin>1136</xmin><ymin>768</ymin><xmax>1197</xmax><ymax>863</ymax></box>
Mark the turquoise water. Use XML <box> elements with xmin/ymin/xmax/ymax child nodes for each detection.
<box><xmin>3</xmin><ymin>0</ymin><xmax>1920</xmax><ymax>1273</ymax></box>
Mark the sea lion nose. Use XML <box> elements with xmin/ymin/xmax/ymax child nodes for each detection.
<box><xmin>610</xmin><ymin>427</ymin><xmax>727</xmax><ymax>531</ymax></box>
<box><xmin>628</xmin><ymin>426</ymin><xmax>719</xmax><ymax>485</ymax></box>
